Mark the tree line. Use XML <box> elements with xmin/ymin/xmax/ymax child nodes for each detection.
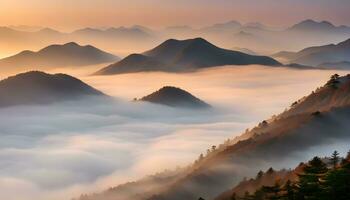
<box><xmin>199</xmin><ymin>150</ymin><xmax>350</xmax><ymax>200</ymax></box>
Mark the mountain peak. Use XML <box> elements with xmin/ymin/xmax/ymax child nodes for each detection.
<box><xmin>139</xmin><ymin>86</ymin><xmax>210</xmax><ymax>109</ymax></box>
<box><xmin>62</xmin><ymin>42</ymin><xmax>80</xmax><ymax>47</ymax></box>
<box><xmin>96</xmin><ymin>38</ymin><xmax>280</xmax><ymax>75</ymax></box>
<box><xmin>0</xmin><ymin>42</ymin><xmax>119</xmax><ymax>72</ymax></box>
<box><xmin>0</xmin><ymin>71</ymin><xmax>105</xmax><ymax>107</ymax></box>
<box><xmin>290</xmin><ymin>19</ymin><xmax>336</xmax><ymax>31</ymax></box>
<box><xmin>337</xmin><ymin>38</ymin><xmax>350</xmax><ymax>46</ymax></box>
<box><xmin>37</xmin><ymin>27</ymin><xmax>61</xmax><ymax>34</ymax></box>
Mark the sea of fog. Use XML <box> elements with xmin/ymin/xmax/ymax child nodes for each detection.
<box><xmin>0</xmin><ymin>65</ymin><xmax>347</xmax><ymax>200</ymax></box>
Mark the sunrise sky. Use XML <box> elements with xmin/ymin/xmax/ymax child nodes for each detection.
<box><xmin>1</xmin><ymin>0</ymin><xmax>349</xmax><ymax>30</ymax></box>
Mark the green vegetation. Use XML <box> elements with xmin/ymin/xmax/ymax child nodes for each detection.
<box><xmin>236</xmin><ymin>151</ymin><xmax>350</xmax><ymax>200</ymax></box>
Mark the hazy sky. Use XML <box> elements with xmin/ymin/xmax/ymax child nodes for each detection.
<box><xmin>0</xmin><ymin>0</ymin><xmax>349</xmax><ymax>30</ymax></box>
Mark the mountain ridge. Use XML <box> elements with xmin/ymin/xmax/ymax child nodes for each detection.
<box><xmin>95</xmin><ymin>38</ymin><xmax>281</xmax><ymax>75</ymax></box>
<box><xmin>0</xmin><ymin>71</ymin><xmax>106</xmax><ymax>107</ymax></box>
<box><xmin>0</xmin><ymin>42</ymin><xmax>119</xmax><ymax>72</ymax></box>
<box><xmin>139</xmin><ymin>86</ymin><xmax>211</xmax><ymax>109</ymax></box>
<box><xmin>273</xmin><ymin>38</ymin><xmax>350</xmax><ymax>66</ymax></box>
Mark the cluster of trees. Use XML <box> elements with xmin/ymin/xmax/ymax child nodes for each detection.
<box><xmin>326</xmin><ymin>74</ymin><xmax>340</xmax><ymax>89</ymax></box>
<box><xmin>233</xmin><ymin>151</ymin><xmax>350</xmax><ymax>200</ymax></box>
<box><xmin>198</xmin><ymin>151</ymin><xmax>350</xmax><ymax>200</ymax></box>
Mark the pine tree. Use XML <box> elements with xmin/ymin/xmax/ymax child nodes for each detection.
<box><xmin>296</xmin><ymin>157</ymin><xmax>328</xmax><ymax>200</ymax></box>
<box><xmin>266</xmin><ymin>167</ymin><xmax>275</xmax><ymax>174</ymax></box>
<box><xmin>256</xmin><ymin>170</ymin><xmax>264</xmax><ymax>179</ymax></box>
<box><xmin>330</xmin><ymin>151</ymin><xmax>339</xmax><ymax>169</ymax></box>
<box><xmin>323</xmin><ymin>156</ymin><xmax>350</xmax><ymax>200</ymax></box>
<box><xmin>283</xmin><ymin>180</ymin><xmax>295</xmax><ymax>200</ymax></box>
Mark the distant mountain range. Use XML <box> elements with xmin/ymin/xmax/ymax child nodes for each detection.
<box><xmin>318</xmin><ymin>61</ymin><xmax>350</xmax><ymax>70</ymax></box>
<box><xmin>0</xmin><ymin>42</ymin><xmax>119</xmax><ymax>72</ymax></box>
<box><xmin>0</xmin><ymin>25</ymin><xmax>158</xmax><ymax>59</ymax></box>
<box><xmin>94</xmin><ymin>38</ymin><xmax>281</xmax><ymax>75</ymax></box>
<box><xmin>0</xmin><ymin>71</ymin><xmax>106</xmax><ymax>107</ymax></box>
<box><xmin>273</xmin><ymin>38</ymin><xmax>350</xmax><ymax>66</ymax></box>
<box><xmin>1</xmin><ymin>19</ymin><xmax>350</xmax><ymax>59</ymax></box>
<box><xmin>72</xmin><ymin>26</ymin><xmax>155</xmax><ymax>40</ymax></box>
<box><xmin>78</xmin><ymin>74</ymin><xmax>350</xmax><ymax>200</ymax></box>
<box><xmin>139</xmin><ymin>86</ymin><xmax>210</xmax><ymax>109</ymax></box>
<box><xmin>288</xmin><ymin>19</ymin><xmax>350</xmax><ymax>33</ymax></box>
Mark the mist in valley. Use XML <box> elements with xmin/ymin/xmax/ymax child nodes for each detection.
<box><xmin>0</xmin><ymin>65</ymin><xmax>348</xmax><ymax>200</ymax></box>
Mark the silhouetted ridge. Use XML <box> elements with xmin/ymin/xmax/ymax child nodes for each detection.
<box><xmin>0</xmin><ymin>42</ymin><xmax>119</xmax><ymax>71</ymax></box>
<box><xmin>95</xmin><ymin>38</ymin><xmax>281</xmax><ymax>75</ymax></box>
<box><xmin>94</xmin><ymin>54</ymin><xmax>169</xmax><ymax>75</ymax></box>
<box><xmin>273</xmin><ymin>37</ymin><xmax>350</xmax><ymax>66</ymax></box>
<box><xmin>289</xmin><ymin>19</ymin><xmax>336</xmax><ymax>31</ymax></box>
<box><xmin>140</xmin><ymin>86</ymin><xmax>210</xmax><ymax>109</ymax></box>
<box><xmin>0</xmin><ymin>71</ymin><xmax>105</xmax><ymax>107</ymax></box>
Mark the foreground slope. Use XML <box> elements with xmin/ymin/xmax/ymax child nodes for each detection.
<box><xmin>0</xmin><ymin>71</ymin><xmax>106</xmax><ymax>107</ymax></box>
<box><xmin>94</xmin><ymin>38</ymin><xmax>281</xmax><ymax>75</ymax></box>
<box><xmin>0</xmin><ymin>42</ymin><xmax>119</xmax><ymax>72</ymax></box>
<box><xmin>145</xmin><ymin>74</ymin><xmax>350</xmax><ymax>200</ymax></box>
<box><xmin>139</xmin><ymin>86</ymin><xmax>210</xmax><ymax>109</ymax></box>
<box><xmin>78</xmin><ymin>74</ymin><xmax>350</xmax><ymax>200</ymax></box>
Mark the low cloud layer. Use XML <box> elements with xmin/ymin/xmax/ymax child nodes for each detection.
<box><xmin>0</xmin><ymin>65</ymin><xmax>346</xmax><ymax>200</ymax></box>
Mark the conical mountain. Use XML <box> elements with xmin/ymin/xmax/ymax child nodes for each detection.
<box><xmin>139</xmin><ymin>86</ymin><xmax>210</xmax><ymax>109</ymax></box>
<box><xmin>0</xmin><ymin>71</ymin><xmax>106</xmax><ymax>107</ymax></box>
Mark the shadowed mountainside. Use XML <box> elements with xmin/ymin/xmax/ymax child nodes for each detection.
<box><xmin>0</xmin><ymin>71</ymin><xmax>106</xmax><ymax>107</ymax></box>
<box><xmin>318</xmin><ymin>61</ymin><xmax>350</xmax><ymax>70</ymax></box>
<box><xmin>214</xmin><ymin>167</ymin><xmax>300</xmax><ymax>200</ymax></box>
<box><xmin>139</xmin><ymin>86</ymin><xmax>211</xmax><ymax>109</ymax></box>
<box><xmin>273</xmin><ymin>38</ymin><xmax>350</xmax><ymax>66</ymax></box>
<box><xmin>94</xmin><ymin>38</ymin><xmax>281</xmax><ymax>75</ymax></box>
<box><xmin>0</xmin><ymin>42</ymin><xmax>119</xmax><ymax>72</ymax></box>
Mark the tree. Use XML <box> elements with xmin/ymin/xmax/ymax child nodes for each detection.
<box><xmin>230</xmin><ymin>192</ymin><xmax>237</xmax><ymax>200</ymax></box>
<box><xmin>283</xmin><ymin>180</ymin><xmax>296</xmax><ymax>200</ymax></box>
<box><xmin>330</xmin><ymin>151</ymin><xmax>340</xmax><ymax>169</ymax></box>
<box><xmin>206</xmin><ymin>149</ymin><xmax>211</xmax><ymax>155</ymax></box>
<box><xmin>200</xmin><ymin>153</ymin><xmax>204</xmax><ymax>158</ymax></box>
<box><xmin>256</xmin><ymin>170</ymin><xmax>264</xmax><ymax>179</ymax></box>
<box><xmin>327</xmin><ymin>74</ymin><xmax>340</xmax><ymax>88</ymax></box>
<box><xmin>296</xmin><ymin>157</ymin><xmax>328</xmax><ymax>200</ymax></box>
<box><xmin>323</xmin><ymin>157</ymin><xmax>350</xmax><ymax>200</ymax></box>
<box><xmin>346</xmin><ymin>150</ymin><xmax>350</xmax><ymax>161</ymax></box>
<box><xmin>267</xmin><ymin>167</ymin><xmax>275</xmax><ymax>174</ymax></box>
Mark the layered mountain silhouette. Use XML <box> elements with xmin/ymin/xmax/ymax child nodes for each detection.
<box><xmin>78</xmin><ymin>74</ymin><xmax>350</xmax><ymax>200</ymax></box>
<box><xmin>94</xmin><ymin>38</ymin><xmax>281</xmax><ymax>75</ymax></box>
<box><xmin>95</xmin><ymin>54</ymin><xmax>169</xmax><ymax>75</ymax></box>
<box><xmin>139</xmin><ymin>86</ymin><xmax>210</xmax><ymax>109</ymax></box>
<box><xmin>273</xmin><ymin>38</ymin><xmax>350</xmax><ymax>66</ymax></box>
<box><xmin>288</xmin><ymin>19</ymin><xmax>350</xmax><ymax>33</ymax></box>
<box><xmin>0</xmin><ymin>42</ymin><xmax>119</xmax><ymax>72</ymax></box>
<box><xmin>200</xmin><ymin>21</ymin><xmax>242</xmax><ymax>33</ymax></box>
<box><xmin>0</xmin><ymin>26</ymin><xmax>156</xmax><ymax>62</ymax></box>
<box><xmin>0</xmin><ymin>71</ymin><xmax>106</xmax><ymax>107</ymax></box>
<box><xmin>318</xmin><ymin>61</ymin><xmax>350</xmax><ymax>70</ymax></box>
<box><xmin>72</xmin><ymin>26</ymin><xmax>154</xmax><ymax>40</ymax></box>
